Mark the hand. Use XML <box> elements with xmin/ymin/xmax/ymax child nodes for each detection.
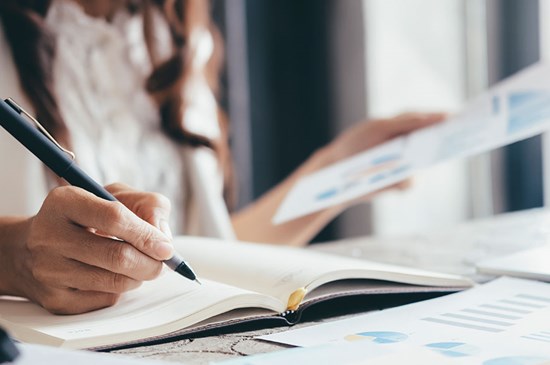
<box><xmin>232</xmin><ymin>113</ymin><xmax>446</xmax><ymax>246</ymax></box>
<box><xmin>0</xmin><ymin>185</ymin><xmax>173</xmax><ymax>314</ymax></box>
<box><xmin>319</xmin><ymin>112</ymin><xmax>446</xmax><ymax>166</ymax></box>
<box><xmin>311</xmin><ymin>112</ymin><xmax>445</xmax><ymax>206</ymax></box>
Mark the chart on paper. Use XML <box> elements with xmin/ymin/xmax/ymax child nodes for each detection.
<box><xmin>261</xmin><ymin>278</ymin><xmax>550</xmax><ymax>364</ymax></box>
<box><xmin>421</xmin><ymin>292</ymin><xmax>550</xmax><ymax>333</ymax></box>
<box><xmin>424</xmin><ymin>342</ymin><xmax>481</xmax><ymax>358</ymax></box>
<box><xmin>274</xmin><ymin>63</ymin><xmax>550</xmax><ymax>224</ymax></box>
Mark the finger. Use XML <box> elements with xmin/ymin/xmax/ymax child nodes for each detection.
<box><xmin>384</xmin><ymin>112</ymin><xmax>446</xmax><ymax>136</ymax></box>
<box><xmin>38</xmin><ymin>289</ymin><xmax>121</xmax><ymax>315</ymax></box>
<box><xmin>395</xmin><ymin>112</ymin><xmax>447</xmax><ymax>123</ymax></box>
<box><xmin>61</xmin><ymin>262</ymin><xmax>141</xmax><ymax>294</ymax></box>
<box><xmin>343</xmin><ymin>178</ymin><xmax>413</xmax><ymax>208</ymax></box>
<box><xmin>394</xmin><ymin>178</ymin><xmax>413</xmax><ymax>190</ymax></box>
<box><xmin>105</xmin><ymin>183</ymin><xmax>173</xmax><ymax>239</ymax></box>
<box><xmin>57</xmin><ymin>224</ymin><xmax>164</xmax><ymax>281</ymax></box>
<box><xmin>47</xmin><ymin>187</ymin><xmax>174</xmax><ymax>261</ymax></box>
<box><xmin>36</xmin><ymin>257</ymin><xmax>142</xmax><ymax>293</ymax></box>
<box><xmin>374</xmin><ymin>179</ymin><xmax>413</xmax><ymax>194</ymax></box>
<box><xmin>104</xmin><ymin>182</ymin><xmax>135</xmax><ymax>196</ymax></box>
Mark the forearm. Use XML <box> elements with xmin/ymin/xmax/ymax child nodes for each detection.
<box><xmin>0</xmin><ymin>216</ymin><xmax>31</xmax><ymax>296</ymax></box>
<box><xmin>232</xmin><ymin>113</ymin><xmax>446</xmax><ymax>245</ymax></box>
<box><xmin>231</xmin><ymin>147</ymin><xmax>344</xmax><ymax>246</ymax></box>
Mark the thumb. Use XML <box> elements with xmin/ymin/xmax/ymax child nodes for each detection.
<box><xmin>105</xmin><ymin>183</ymin><xmax>173</xmax><ymax>239</ymax></box>
<box><xmin>385</xmin><ymin>112</ymin><xmax>446</xmax><ymax>137</ymax></box>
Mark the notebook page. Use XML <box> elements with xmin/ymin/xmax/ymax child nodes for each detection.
<box><xmin>175</xmin><ymin>237</ymin><xmax>472</xmax><ymax>308</ymax></box>
<box><xmin>0</xmin><ymin>271</ymin><xmax>282</xmax><ymax>349</ymax></box>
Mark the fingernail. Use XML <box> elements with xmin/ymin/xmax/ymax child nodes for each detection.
<box><xmin>159</xmin><ymin>219</ymin><xmax>173</xmax><ymax>240</ymax></box>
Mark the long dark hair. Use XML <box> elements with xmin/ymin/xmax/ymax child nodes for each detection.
<box><xmin>0</xmin><ymin>0</ymin><xmax>234</xmax><ymax>204</ymax></box>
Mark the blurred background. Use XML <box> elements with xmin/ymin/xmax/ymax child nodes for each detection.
<box><xmin>211</xmin><ymin>0</ymin><xmax>550</xmax><ymax>242</ymax></box>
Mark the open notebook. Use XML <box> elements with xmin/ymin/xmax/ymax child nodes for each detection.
<box><xmin>0</xmin><ymin>237</ymin><xmax>473</xmax><ymax>350</ymax></box>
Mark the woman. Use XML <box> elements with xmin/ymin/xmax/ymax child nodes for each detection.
<box><xmin>0</xmin><ymin>0</ymin><xmax>443</xmax><ymax>313</ymax></box>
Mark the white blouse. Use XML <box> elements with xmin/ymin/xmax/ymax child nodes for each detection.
<box><xmin>0</xmin><ymin>0</ymin><xmax>235</xmax><ymax>239</ymax></box>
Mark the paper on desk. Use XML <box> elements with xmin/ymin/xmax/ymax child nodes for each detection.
<box><xmin>213</xmin><ymin>342</ymin><xmax>453</xmax><ymax>365</ymax></box>
<box><xmin>260</xmin><ymin>277</ymin><xmax>550</xmax><ymax>364</ymax></box>
<box><xmin>274</xmin><ymin>62</ymin><xmax>550</xmax><ymax>224</ymax></box>
<box><xmin>216</xmin><ymin>339</ymin><xmax>550</xmax><ymax>365</ymax></box>
<box><xmin>13</xmin><ymin>343</ymin><xmax>170</xmax><ymax>365</ymax></box>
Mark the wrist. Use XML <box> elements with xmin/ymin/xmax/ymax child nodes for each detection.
<box><xmin>0</xmin><ymin>216</ymin><xmax>32</xmax><ymax>296</ymax></box>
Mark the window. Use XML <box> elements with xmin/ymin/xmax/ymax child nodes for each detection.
<box><xmin>362</xmin><ymin>0</ymin><xmax>481</xmax><ymax>235</ymax></box>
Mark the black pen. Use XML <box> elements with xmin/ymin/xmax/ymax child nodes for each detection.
<box><xmin>0</xmin><ymin>326</ymin><xmax>19</xmax><ymax>363</ymax></box>
<box><xmin>0</xmin><ymin>98</ymin><xmax>201</xmax><ymax>284</ymax></box>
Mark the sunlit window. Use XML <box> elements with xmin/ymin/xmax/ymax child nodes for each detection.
<box><xmin>363</xmin><ymin>0</ymin><xmax>487</xmax><ymax>235</ymax></box>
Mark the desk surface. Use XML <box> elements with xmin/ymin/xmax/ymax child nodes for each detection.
<box><xmin>112</xmin><ymin>208</ymin><xmax>550</xmax><ymax>364</ymax></box>
<box><xmin>113</xmin><ymin>318</ymin><xmax>339</xmax><ymax>364</ymax></box>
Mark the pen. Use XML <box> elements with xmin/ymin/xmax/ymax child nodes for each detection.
<box><xmin>0</xmin><ymin>98</ymin><xmax>201</xmax><ymax>284</ymax></box>
<box><xmin>0</xmin><ymin>326</ymin><xmax>19</xmax><ymax>363</ymax></box>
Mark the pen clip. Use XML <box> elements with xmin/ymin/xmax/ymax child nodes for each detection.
<box><xmin>5</xmin><ymin>98</ymin><xmax>76</xmax><ymax>161</ymax></box>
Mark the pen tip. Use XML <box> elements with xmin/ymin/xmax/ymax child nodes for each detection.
<box><xmin>195</xmin><ymin>278</ymin><xmax>202</xmax><ymax>285</ymax></box>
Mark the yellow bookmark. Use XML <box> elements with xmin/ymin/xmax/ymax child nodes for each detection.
<box><xmin>286</xmin><ymin>287</ymin><xmax>307</xmax><ymax>311</ymax></box>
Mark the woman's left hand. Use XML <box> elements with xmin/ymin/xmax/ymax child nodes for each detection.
<box><xmin>300</xmin><ymin>112</ymin><xmax>447</xmax><ymax>207</ymax></box>
<box><xmin>232</xmin><ymin>112</ymin><xmax>446</xmax><ymax>245</ymax></box>
<box><xmin>316</xmin><ymin>112</ymin><xmax>446</xmax><ymax>168</ymax></box>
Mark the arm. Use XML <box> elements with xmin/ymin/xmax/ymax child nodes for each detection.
<box><xmin>231</xmin><ymin>113</ymin><xmax>445</xmax><ymax>246</ymax></box>
<box><xmin>0</xmin><ymin>184</ymin><xmax>173</xmax><ymax>314</ymax></box>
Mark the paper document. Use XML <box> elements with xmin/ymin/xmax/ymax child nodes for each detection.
<box><xmin>274</xmin><ymin>62</ymin><xmax>550</xmax><ymax>224</ymax></box>
<box><xmin>214</xmin><ymin>342</ymin><xmax>454</xmax><ymax>365</ymax></box>
<box><xmin>12</xmin><ymin>344</ymin><xmax>170</xmax><ymax>365</ymax></box>
<box><xmin>477</xmin><ymin>245</ymin><xmax>550</xmax><ymax>281</ymax></box>
<box><xmin>260</xmin><ymin>277</ymin><xmax>550</xmax><ymax>364</ymax></box>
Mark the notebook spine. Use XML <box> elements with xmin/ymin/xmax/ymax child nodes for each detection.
<box><xmin>278</xmin><ymin>309</ymin><xmax>300</xmax><ymax>324</ymax></box>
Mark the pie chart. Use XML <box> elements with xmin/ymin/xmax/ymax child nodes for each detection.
<box><xmin>484</xmin><ymin>356</ymin><xmax>550</xmax><ymax>365</ymax></box>
<box><xmin>425</xmin><ymin>342</ymin><xmax>480</xmax><ymax>357</ymax></box>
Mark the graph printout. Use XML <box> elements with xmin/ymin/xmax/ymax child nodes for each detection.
<box><xmin>215</xmin><ymin>342</ymin><xmax>454</xmax><ymax>365</ymax></box>
<box><xmin>274</xmin><ymin>62</ymin><xmax>550</xmax><ymax>224</ymax></box>
<box><xmin>260</xmin><ymin>278</ymin><xmax>550</xmax><ymax>364</ymax></box>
